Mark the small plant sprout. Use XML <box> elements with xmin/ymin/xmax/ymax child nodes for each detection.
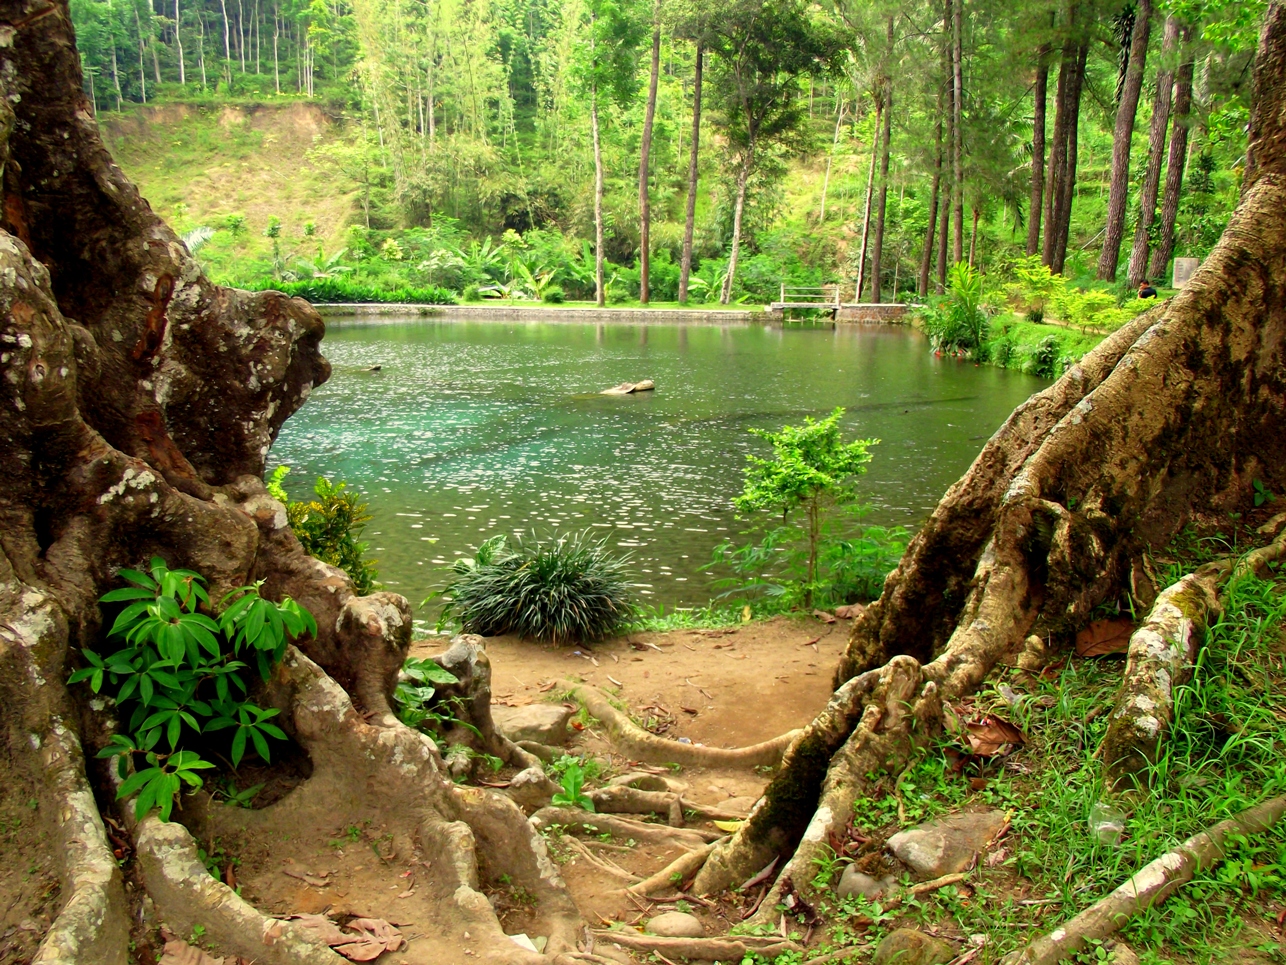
<box><xmin>550</xmin><ymin>760</ymin><xmax>595</xmax><ymax>811</ymax></box>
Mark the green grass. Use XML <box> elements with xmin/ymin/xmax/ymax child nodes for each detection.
<box><xmin>986</xmin><ymin>316</ymin><xmax>1110</xmax><ymax>378</ymax></box>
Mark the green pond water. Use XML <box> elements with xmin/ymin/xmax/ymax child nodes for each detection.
<box><xmin>268</xmin><ymin>316</ymin><xmax>1047</xmax><ymax>611</ymax></box>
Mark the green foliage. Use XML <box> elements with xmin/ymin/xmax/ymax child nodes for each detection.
<box><xmin>1253</xmin><ymin>479</ymin><xmax>1277</xmax><ymax>507</ymax></box>
<box><xmin>550</xmin><ymin>760</ymin><xmax>596</xmax><ymax>811</ymax></box>
<box><xmin>269</xmin><ymin>467</ymin><xmax>379</xmax><ymax>595</ymax></box>
<box><xmin>437</xmin><ymin>532</ymin><xmax>638</xmax><ymax>643</ymax></box>
<box><xmin>714</xmin><ymin>408</ymin><xmax>888</xmax><ymax>610</ymax></box>
<box><xmin>391</xmin><ymin>657</ymin><xmax>462</xmax><ymax>730</ymax></box>
<box><xmin>915</xmin><ymin>263</ymin><xmax>991</xmax><ymax>358</ymax></box>
<box><xmin>73</xmin><ymin>557</ymin><xmax>316</xmax><ymax>821</ymax></box>
<box><xmin>245</xmin><ymin>277</ymin><xmax>457</xmax><ymax>305</ymax></box>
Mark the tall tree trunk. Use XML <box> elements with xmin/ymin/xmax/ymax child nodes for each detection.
<box><xmin>198</xmin><ymin>10</ymin><xmax>207</xmax><ymax>87</ymax></box>
<box><xmin>855</xmin><ymin>101</ymin><xmax>880</xmax><ymax>301</ymax></box>
<box><xmin>637</xmin><ymin>5</ymin><xmax>661</xmax><ymax>304</ymax></box>
<box><xmin>219</xmin><ymin>0</ymin><xmax>232</xmax><ymax>65</ymax></box>
<box><xmin>1097</xmin><ymin>0</ymin><xmax>1152</xmax><ymax>280</ymax></box>
<box><xmin>721</xmin><ymin>141</ymin><xmax>754</xmax><ymax>305</ymax></box>
<box><xmin>1150</xmin><ymin>26</ymin><xmax>1195</xmax><ymax>282</ymax></box>
<box><xmin>938</xmin><ymin>23</ymin><xmax>952</xmax><ymax>291</ymax></box>
<box><xmin>148</xmin><ymin>0</ymin><xmax>161</xmax><ymax>83</ymax></box>
<box><xmin>951</xmin><ymin>0</ymin><xmax>964</xmax><ymax>264</ymax></box>
<box><xmin>819</xmin><ymin>98</ymin><xmax>845</xmax><ymax>224</ymax></box>
<box><xmin>1051</xmin><ymin>42</ymin><xmax>1087</xmax><ymax>273</ymax></box>
<box><xmin>175</xmin><ymin>0</ymin><xmax>186</xmax><ymax>84</ymax></box>
<box><xmin>1043</xmin><ymin>15</ymin><xmax>1075</xmax><ymax>267</ymax></box>
<box><xmin>272</xmin><ymin>9</ymin><xmax>279</xmax><ymax>94</ymax></box>
<box><xmin>110</xmin><ymin>39</ymin><xmax>122</xmax><ymax>110</ymax></box>
<box><xmin>1027</xmin><ymin>45</ymin><xmax>1050</xmax><ymax>256</ymax></box>
<box><xmin>135</xmin><ymin>2</ymin><xmax>148</xmax><ymax>103</ymax></box>
<box><xmin>678</xmin><ymin>43</ymin><xmax>702</xmax><ymax>304</ymax></box>
<box><xmin>237</xmin><ymin>0</ymin><xmax>247</xmax><ymax>72</ymax></box>
<box><xmin>591</xmin><ymin>85</ymin><xmax>606</xmax><ymax>308</ymax></box>
<box><xmin>920</xmin><ymin>116</ymin><xmax>942</xmax><ymax>296</ymax></box>
<box><xmin>870</xmin><ymin>61</ymin><xmax>894</xmax><ymax>303</ymax></box>
<box><xmin>1128</xmin><ymin>14</ymin><xmax>1178</xmax><ymax>286</ymax></box>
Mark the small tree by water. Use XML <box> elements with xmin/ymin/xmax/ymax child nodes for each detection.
<box><xmin>712</xmin><ymin>408</ymin><xmax>896</xmax><ymax>610</ymax></box>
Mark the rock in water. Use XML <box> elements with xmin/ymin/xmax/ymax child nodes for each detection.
<box><xmin>645</xmin><ymin>912</ymin><xmax>704</xmax><ymax>938</ymax></box>
<box><xmin>886</xmin><ymin>809</ymin><xmax>1007</xmax><ymax>877</ymax></box>
<box><xmin>600</xmin><ymin>379</ymin><xmax>655</xmax><ymax>395</ymax></box>
<box><xmin>872</xmin><ymin>929</ymin><xmax>955</xmax><ymax>965</ymax></box>
<box><xmin>491</xmin><ymin>704</ymin><xmax>573</xmax><ymax>746</ymax></box>
<box><xmin>836</xmin><ymin>866</ymin><xmax>894</xmax><ymax>900</ymax></box>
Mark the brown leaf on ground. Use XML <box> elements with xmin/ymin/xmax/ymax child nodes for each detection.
<box><xmin>966</xmin><ymin>716</ymin><xmax>1027</xmax><ymax>756</ymax></box>
<box><xmin>834</xmin><ymin>604</ymin><xmax>866</xmax><ymax>620</ymax></box>
<box><xmin>1075</xmin><ymin>617</ymin><xmax>1134</xmax><ymax>656</ymax></box>
<box><xmin>159</xmin><ymin>939</ymin><xmax>228</xmax><ymax>965</ymax></box>
<box><xmin>812</xmin><ymin>610</ymin><xmax>837</xmax><ymax>624</ymax></box>
<box><xmin>332</xmin><ymin>918</ymin><xmax>404</xmax><ymax>961</ymax></box>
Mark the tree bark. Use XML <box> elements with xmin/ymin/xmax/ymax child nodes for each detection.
<box><xmin>855</xmin><ymin>101</ymin><xmax>880</xmax><ymax>301</ymax></box>
<box><xmin>1097</xmin><ymin>0</ymin><xmax>1152</xmax><ymax>280</ymax></box>
<box><xmin>1042</xmin><ymin>31</ymin><xmax>1073</xmax><ymax>267</ymax></box>
<box><xmin>1026</xmin><ymin>45</ymin><xmax>1049</xmax><ymax>256</ymax></box>
<box><xmin>1128</xmin><ymin>14</ymin><xmax>1178</xmax><ymax>286</ymax></box>
<box><xmin>1050</xmin><ymin>41</ymin><xmax>1087</xmax><ymax>274</ymax></box>
<box><xmin>819</xmin><ymin>97</ymin><xmax>845</xmax><ymax>224</ymax></box>
<box><xmin>637</xmin><ymin>4</ymin><xmax>661</xmax><ymax>304</ymax></box>
<box><xmin>1150</xmin><ymin>26</ymin><xmax>1195</xmax><ymax>282</ymax></box>
<box><xmin>720</xmin><ymin>142</ymin><xmax>753</xmax><ymax>304</ymax></box>
<box><xmin>678</xmin><ymin>43</ymin><xmax>703</xmax><ymax>304</ymax></box>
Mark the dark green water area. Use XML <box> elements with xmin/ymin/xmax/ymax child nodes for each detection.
<box><xmin>269</xmin><ymin>317</ymin><xmax>1047</xmax><ymax>611</ymax></box>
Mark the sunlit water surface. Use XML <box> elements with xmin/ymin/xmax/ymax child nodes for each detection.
<box><xmin>269</xmin><ymin>317</ymin><xmax>1047</xmax><ymax>609</ymax></box>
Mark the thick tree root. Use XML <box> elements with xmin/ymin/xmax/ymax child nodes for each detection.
<box><xmin>627</xmin><ymin>842</ymin><xmax>721</xmax><ymax>896</ymax></box>
<box><xmin>134</xmin><ymin>817</ymin><xmax>344</xmax><ymax>965</ymax></box>
<box><xmin>589</xmin><ymin>930</ymin><xmax>800</xmax><ymax>961</ymax></box>
<box><xmin>1100</xmin><ymin>562</ymin><xmax>1228</xmax><ymax>787</ymax></box>
<box><xmin>532</xmin><ymin>807</ymin><xmax>719</xmax><ymax>849</ymax></box>
<box><xmin>1001</xmin><ymin>795</ymin><xmax>1286</xmax><ymax>965</ymax></box>
<box><xmin>565</xmin><ymin>681</ymin><xmax>800</xmax><ymax>767</ymax></box>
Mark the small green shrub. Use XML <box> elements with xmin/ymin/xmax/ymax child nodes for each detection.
<box><xmin>1024</xmin><ymin>335</ymin><xmax>1064</xmax><ymax>379</ymax></box>
<box><xmin>72</xmin><ymin>557</ymin><xmax>316</xmax><ymax>821</ymax></box>
<box><xmin>462</xmin><ymin>283</ymin><xmax>484</xmax><ymax>302</ymax></box>
<box><xmin>915</xmin><ymin>262</ymin><xmax>991</xmax><ymax>358</ymax></box>
<box><xmin>268</xmin><ymin>467</ymin><xmax>378</xmax><ymax>594</ymax></box>
<box><xmin>542</xmin><ymin>284</ymin><xmax>565</xmax><ymax>304</ymax></box>
<box><xmin>244</xmin><ymin>277</ymin><xmax>457</xmax><ymax>305</ymax></box>
<box><xmin>438</xmin><ymin>532</ymin><xmax>637</xmax><ymax>643</ymax></box>
<box><xmin>550</xmin><ymin>760</ymin><xmax>595</xmax><ymax>811</ymax></box>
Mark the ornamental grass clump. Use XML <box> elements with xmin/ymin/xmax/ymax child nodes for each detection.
<box><xmin>440</xmin><ymin>533</ymin><xmax>637</xmax><ymax>643</ymax></box>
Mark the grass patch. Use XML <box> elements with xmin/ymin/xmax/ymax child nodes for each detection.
<box><xmin>986</xmin><ymin>316</ymin><xmax>1108</xmax><ymax>378</ymax></box>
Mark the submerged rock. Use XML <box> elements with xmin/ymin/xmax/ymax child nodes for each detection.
<box><xmin>600</xmin><ymin>379</ymin><xmax>655</xmax><ymax>395</ymax></box>
<box><xmin>886</xmin><ymin>809</ymin><xmax>1007</xmax><ymax>877</ymax></box>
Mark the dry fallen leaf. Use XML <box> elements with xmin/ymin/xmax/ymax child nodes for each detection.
<box><xmin>159</xmin><ymin>939</ymin><xmax>228</xmax><ymax>965</ymax></box>
<box><xmin>332</xmin><ymin>918</ymin><xmax>404</xmax><ymax>962</ymax></box>
<box><xmin>812</xmin><ymin>609</ymin><xmax>837</xmax><ymax>624</ymax></box>
<box><xmin>834</xmin><ymin>603</ymin><xmax>866</xmax><ymax>620</ymax></box>
<box><xmin>1075</xmin><ymin>617</ymin><xmax>1134</xmax><ymax>657</ymax></box>
<box><xmin>282</xmin><ymin>913</ymin><xmax>348</xmax><ymax>946</ymax></box>
<box><xmin>713</xmin><ymin>819</ymin><xmax>744</xmax><ymax>833</ymax></box>
<box><xmin>966</xmin><ymin>716</ymin><xmax>1027</xmax><ymax>756</ymax></box>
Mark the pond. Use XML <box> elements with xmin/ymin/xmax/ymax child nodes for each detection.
<box><xmin>268</xmin><ymin>316</ymin><xmax>1047</xmax><ymax>612</ymax></box>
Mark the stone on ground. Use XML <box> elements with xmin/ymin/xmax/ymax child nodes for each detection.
<box><xmin>872</xmin><ymin>929</ymin><xmax>956</xmax><ymax>965</ymax></box>
<box><xmin>645</xmin><ymin>912</ymin><xmax>705</xmax><ymax>938</ymax></box>
<box><xmin>492</xmin><ymin>703</ymin><xmax>573</xmax><ymax>745</ymax></box>
<box><xmin>1110</xmin><ymin>943</ymin><xmax>1141</xmax><ymax>965</ymax></box>
<box><xmin>836</xmin><ymin>866</ymin><xmax>895</xmax><ymax>900</ymax></box>
<box><xmin>886</xmin><ymin>809</ymin><xmax>1007</xmax><ymax>877</ymax></box>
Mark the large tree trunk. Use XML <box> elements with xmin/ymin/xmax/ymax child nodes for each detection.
<box><xmin>1097</xmin><ymin>0</ymin><xmax>1152</xmax><ymax>280</ymax></box>
<box><xmin>1150</xmin><ymin>26</ymin><xmax>1195</xmax><ymax>282</ymax></box>
<box><xmin>592</xmin><ymin>85</ymin><xmax>606</xmax><ymax>307</ymax></box>
<box><xmin>855</xmin><ymin>100</ymin><xmax>880</xmax><ymax>300</ymax></box>
<box><xmin>951</xmin><ymin>0</ymin><xmax>964</xmax><ymax>264</ymax></box>
<box><xmin>920</xmin><ymin>115</ymin><xmax>943</xmax><ymax>296</ymax></box>
<box><xmin>720</xmin><ymin>143</ymin><xmax>753</xmax><ymax>304</ymax></box>
<box><xmin>0</xmin><ymin>5</ymin><xmax>585</xmax><ymax>960</ymax></box>
<box><xmin>1128</xmin><ymin>14</ymin><xmax>1179</xmax><ymax>286</ymax></box>
<box><xmin>870</xmin><ymin>61</ymin><xmax>894</xmax><ymax>303</ymax></box>
<box><xmin>1042</xmin><ymin>30</ymin><xmax>1072</xmax><ymax>267</ymax></box>
<box><xmin>678</xmin><ymin>43</ymin><xmax>703</xmax><ymax>304</ymax></box>
<box><xmin>694</xmin><ymin>0</ymin><xmax>1286</xmax><ymax>911</ymax></box>
<box><xmin>637</xmin><ymin>4</ymin><xmax>661</xmax><ymax>304</ymax></box>
<box><xmin>1049</xmin><ymin>40</ymin><xmax>1087</xmax><ymax>274</ymax></box>
<box><xmin>1027</xmin><ymin>45</ymin><xmax>1050</xmax><ymax>256</ymax></box>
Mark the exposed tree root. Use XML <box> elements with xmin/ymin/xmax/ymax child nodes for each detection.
<box><xmin>627</xmin><ymin>842</ymin><xmax>720</xmax><ymax>897</ymax></box>
<box><xmin>565</xmin><ymin>681</ymin><xmax>800</xmax><ymax>767</ymax></box>
<box><xmin>532</xmin><ymin>807</ymin><xmax>719</xmax><ymax>850</ymax></box>
<box><xmin>589</xmin><ymin>930</ymin><xmax>801</xmax><ymax>961</ymax></box>
<box><xmin>1001</xmin><ymin>795</ymin><xmax>1286</xmax><ymax>965</ymax></box>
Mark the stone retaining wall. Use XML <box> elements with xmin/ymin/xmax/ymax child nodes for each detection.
<box><xmin>834</xmin><ymin>303</ymin><xmax>917</xmax><ymax>323</ymax></box>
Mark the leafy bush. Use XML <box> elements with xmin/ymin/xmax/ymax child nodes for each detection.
<box><xmin>708</xmin><ymin>408</ymin><xmax>901</xmax><ymax>611</ymax></box>
<box><xmin>915</xmin><ymin>262</ymin><xmax>990</xmax><ymax>357</ymax></box>
<box><xmin>438</xmin><ymin>532</ymin><xmax>637</xmax><ymax>643</ymax></box>
<box><xmin>1024</xmin><ymin>335</ymin><xmax>1065</xmax><ymax>379</ymax></box>
<box><xmin>245</xmin><ymin>277</ymin><xmax>457</xmax><ymax>305</ymax></box>
<box><xmin>268</xmin><ymin>467</ymin><xmax>379</xmax><ymax>594</ymax></box>
<box><xmin>72</xmin><ymin>557</ymin><xmax>316</xmax><ymax>820</ymax></box>
<box><xmin>542</xmin><ymin>284</ymin><xmax>565</xmax><ymax>304</ymax></box>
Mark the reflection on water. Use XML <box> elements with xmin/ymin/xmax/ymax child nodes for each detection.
<box><xmin>269</xmin><ymin>317</ymin><xmax>1047</xmax><ymax>608</ymax></box>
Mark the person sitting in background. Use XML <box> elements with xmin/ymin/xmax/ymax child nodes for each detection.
<box><xmin>1138</xmin><ymin>280</ymin><xmax>1158</xmax><ymax>299</ymax></box>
